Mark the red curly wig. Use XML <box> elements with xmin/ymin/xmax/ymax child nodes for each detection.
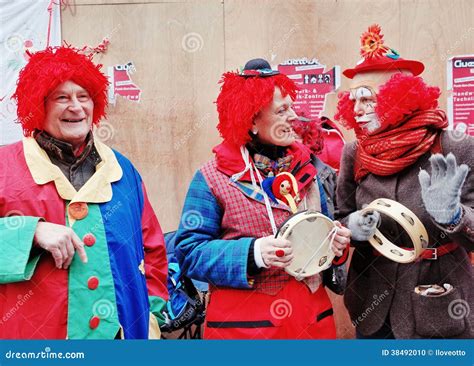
<box><xmin>13</xmin><ymin>46</ymin><xmax>109</xmax><ymax>136</ymax></box>
<box><xmin>216</xmin><ymin>72</ymin><xmax>297</xmax><ymax>147</ymax></box>
<box><xmin>335</xmin><ymin>73</ymin><xmax>440</xmax><ymax>135</ymax></box>
<box><xmin>292</xmin><ymin>118</ymin><xmax>324</xmax><ymax>155</ymax></box>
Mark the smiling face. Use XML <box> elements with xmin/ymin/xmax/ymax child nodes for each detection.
<box><xmin>253</xmin><ymin>87</ymin><xmax>297</xmax><ymax>146</ymax></box>
<box><xmin>43</xmin><ymin>80</ymin><xmax>94</xmax><ymax>151</ymax></box>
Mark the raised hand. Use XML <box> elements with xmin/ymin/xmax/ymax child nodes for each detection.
<box><xmin>418</xmin><ymin>153</ymin><xmax>469</xmax><ymax>224</ymax></box>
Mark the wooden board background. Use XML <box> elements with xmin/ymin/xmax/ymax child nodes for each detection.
<box><xmin>62</xmin><ymin>0</ymin><xmax>474</xmax><ymax>339</ymax></box>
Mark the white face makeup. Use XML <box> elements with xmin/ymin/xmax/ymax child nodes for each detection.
<box><xmin>349</xmin><ymin>85</ymin><xmax>381</xmax><ymax>133</ymax></box>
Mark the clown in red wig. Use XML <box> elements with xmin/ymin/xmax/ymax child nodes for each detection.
<box><xmin>13</xmin><ymin>46</ymin><xmax>108</xmax><ymax>137</ymax></box>
<box><xmin>0</xmin><ymin>46</ymin><xmax>168</xmax><ymax>339</ymax></box>
<box><xmin>335</xmin><ymin>24</ymin><xmax>473</xmax><ymax>339</ymax></box>
<box><xmin>175</xmin><ymin>58</ymin><xmax>351</xmax><ymax>339</ymax></box>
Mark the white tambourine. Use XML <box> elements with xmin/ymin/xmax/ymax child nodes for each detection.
<box><xmin>361</xmin><ymin>198</ymin><xmax>429</xmax><ymax>263</ymax></box>
<box><xmin>275</xmin><ymin>210</ymin><xmax>337</xmax><ymax>280</ymax></box>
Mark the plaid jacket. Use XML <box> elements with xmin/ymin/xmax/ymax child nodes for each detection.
<box><xmin>175</xmin><ymin>159</ymin><xmax>330</xmax><ymax>295</ymax></box>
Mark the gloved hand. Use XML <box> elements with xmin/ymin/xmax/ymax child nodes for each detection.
<box><xmin>347</xmin><ymin>209</ymin><xmax>380</xmax><ymax>241</ymax></box>
<box><xmin>419</xmin><ymin>153</ymin><xmax>469</xmax><ymax>224</ymax></box>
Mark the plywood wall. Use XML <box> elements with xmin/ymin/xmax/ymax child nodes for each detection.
<box><xmin>62</xmin><ymin>0</ymin><xmax>474</xmax><ymax>339</ymax></box>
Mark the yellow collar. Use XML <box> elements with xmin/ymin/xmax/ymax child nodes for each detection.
<box><xmin>23</xmin><ymin>136</ymin><xmax>123</xmax><ymax>204</ymax></box>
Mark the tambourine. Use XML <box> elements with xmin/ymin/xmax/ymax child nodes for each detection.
<box><xmin>361</xmin><ymin>198</ymin><xmax>429</xmax><ymax>263</ymax></box>
<box><xmin>275</xmin><ymin>210</ymin><xmax>337</xmax><ymax>280</ymax></box>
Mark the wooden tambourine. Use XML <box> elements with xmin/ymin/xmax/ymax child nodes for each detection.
<box><xmin>275</xmin><ymin>210</ymin><xmax>337</xmax><ymax>280</ymax></box>
<box><xmin>361</xmin><ymin>198</ymin><xmax>429</xmax><ymax>263</ymax></box>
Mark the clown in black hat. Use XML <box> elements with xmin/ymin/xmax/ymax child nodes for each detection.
<box><xmin>175</xmin><ymin>58</ymin><xmax>352</xmax><ymax>339</ymax></box>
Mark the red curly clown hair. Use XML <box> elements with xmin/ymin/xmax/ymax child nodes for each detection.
<box><xmin>216</xmin><ymin>72</ymin><xmax>297</xmax><ymax>147</ymax></box>
<box><xmin>335</xmin><ymin>73</ymin><xmax>440</xmax><ymax>134</ymax></box>
<box><xmin>292</xmin><ymin>118</ymin><xmax>324</xmax><ymax>155</ymax></box>
<box><xmin>13</xmin><ymin>46</ymin><xmax>109</xmax><ymax>136</ymax></box>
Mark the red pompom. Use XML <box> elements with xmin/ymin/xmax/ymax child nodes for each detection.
<box><xmin>292</xmin><ymin>118</ymin><xmax>324</xmax><ymax>155</ymax></box>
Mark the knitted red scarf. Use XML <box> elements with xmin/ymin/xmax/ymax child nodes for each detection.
<box><xmin>354</xmin><ymin>109</ymin><xmax>448</xmax><ymax>181</ymax></box>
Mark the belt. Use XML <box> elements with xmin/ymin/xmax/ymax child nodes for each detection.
<box><xmin>373</xmin><ymin>242</ymin><xmax>458</xmax><ymax>261</ymax></box>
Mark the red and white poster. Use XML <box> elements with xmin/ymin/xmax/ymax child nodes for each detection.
<box><xmin>278</xmin><ymin>58</ymin><xmax>340</xmax><ymax>120</ymax></box>
<box><xmin>447</xmin><ymin>55</ymin><xmax>474</xmax><ymax>136</ymax></box>
<box><xmin>107</xmin><ymin>62</ymin><xmax>142</xmax><ymax>105</ymax></box>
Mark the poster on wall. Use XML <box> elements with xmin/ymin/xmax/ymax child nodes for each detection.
<box><xmin>447</xmin><ymin>55</ymin><xmax>474</xmax><ymax>136</ymax></box>
<box><xmin>0</xmin><ymin>0</ymin><xmax>61</xmax><ymax>145</ymax></box>
<box><xmin>278</xmin><ymin>58</ymin><xmax>345</xmax><ymax>172</ymax></box>
<box><xmin>107</xmin><ymin>62</ymin><xmax>142</xmax><ymax>106</ymax></box>
<box><xmin>277</xmin><ymin>58</ymin><xmax>340</xmax><ymax>120</ymax></box>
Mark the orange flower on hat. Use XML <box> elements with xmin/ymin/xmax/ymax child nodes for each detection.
<box><xmin>360</xmin><ymin>24</ymin><xmax>389</xmax><ymax>59</ymax></box>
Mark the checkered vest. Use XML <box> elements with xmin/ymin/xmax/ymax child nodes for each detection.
<box><xmin>200</xmin><ymin>160</ymin><xmax>322</xmax><ymax>295</ymax></box>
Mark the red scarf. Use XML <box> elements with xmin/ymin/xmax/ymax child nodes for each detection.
<box><xmin>213</xmin><ymin>141</ymin><xmax>317</xmax><ymax>192</ymax></box>
<box><xmin>354</xmin><ymin>109</ymin><xmax>448</xmax><ymax>181</ymax></box>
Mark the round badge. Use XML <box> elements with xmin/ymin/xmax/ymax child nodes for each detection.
<box><xmin>68</xmin><ymin>202</ymin><xmax>88</xmax><ymax>220</ymax></box>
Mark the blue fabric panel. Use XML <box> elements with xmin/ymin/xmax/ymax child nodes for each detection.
<box><xmin>175</xmin><ymin>170</ymin><xmax>253</xmax><ymax>289</ymax></box>
<box><xmin>99</xmin><ymin>150</ymin><xmax>150</xmax><ymax>339</ymax></box>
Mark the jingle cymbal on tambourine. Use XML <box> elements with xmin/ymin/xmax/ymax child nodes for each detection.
<box><xmin>275</xmin><ymin>210</ymin><xmax>337</xmax><ymax>280</ymax></box>
<box><xmin>361</xmin><ymin>198</ymin><xmax>429</xmax><ymax>263</ymax></box>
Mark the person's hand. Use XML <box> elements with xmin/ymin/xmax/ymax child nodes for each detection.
<box><xmin>347</xmin><ymin>209</ymin><xmax>380</xmax><ymax>241</ymax></box>
<box><xmin>33</xmin><ymin>222</ymin><xmax>88</xmax><ymax>269</ymax></box>
<box><xmin>331</xmin><ymin>221</ymin><xmax>351</xmax><ymax>256</ymax></box>
<box><xmin>256</xmin><ymin>235</ymin><xmax>294</xmax><ymax>268</ymax></box>
<box><xmin>419</xmin><ymin>153</ymin><xmax>469</xmax><ymax>224</ymax></box>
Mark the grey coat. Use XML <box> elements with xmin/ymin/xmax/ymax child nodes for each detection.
<box><xmin>336</xmin><ymin>131</ymin><xmax>473</xmax><ymax>338</ymax></box>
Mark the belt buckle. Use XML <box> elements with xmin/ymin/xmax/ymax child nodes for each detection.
<box><xmin>426</xmin><ymin>247</ymin><xmax>438</xmax><ymax>260</ymax></box>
